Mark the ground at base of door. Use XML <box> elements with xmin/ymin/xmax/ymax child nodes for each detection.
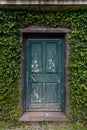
<box><xmin>0</xmin><ymin>122</ymin><xmax>87</xmax><ymax>130</ymax></box>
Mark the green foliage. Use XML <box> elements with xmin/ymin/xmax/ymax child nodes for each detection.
<box><xmin>0</xmin><ymin>9</ymin><xmax>87</xmax><ymax>124</ymax></box>
<box><xmin>0</xmin><ymin>122</ymin><xmax>86</xmax><ymax>130</ymax></box>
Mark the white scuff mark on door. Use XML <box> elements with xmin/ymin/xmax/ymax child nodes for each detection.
<box><xmin>48</xmin><ymin>59</ymin><xmax>56</xmax><ymax>72</ymax></box>
<box><xmin>32</xmin><ymin>91</ymin><xmax>41</xmax><ymax>102</ymax></box>
<box><xmin>31</xmin><ymin>83</ymin><xmax>42</xmax><ymax>103</ymax></box>
<box><xmin>58</xmin><ymin>79</ymin><xmax>60</xmax><ymax>84</ymax></box>
<box><xmin>31</xmin><ymin>59</ymin><xmax>40</xmax><ymax>72</ymax></box>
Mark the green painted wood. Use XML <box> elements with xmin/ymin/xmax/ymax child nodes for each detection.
<box><xmin>24</xmin><ymin>38</ymin><xmax>64</xmax><ymax>111</ymax></box>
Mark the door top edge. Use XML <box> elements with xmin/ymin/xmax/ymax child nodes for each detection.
<box><xmin>27</xmin><ymin>38</ymin><xmax>63</xmax><ymax>41</ymax></box>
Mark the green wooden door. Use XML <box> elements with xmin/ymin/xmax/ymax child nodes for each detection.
<box><xmin>24</xmin><ymin>38</ymin><xmax>64</xmax><ymax>111</ymax></box>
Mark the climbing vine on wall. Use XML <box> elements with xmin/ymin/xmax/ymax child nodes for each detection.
<box><xmin>0</xmin><ymin>10</ymin><xmax>87</xmax><ymax>124</ymax></box>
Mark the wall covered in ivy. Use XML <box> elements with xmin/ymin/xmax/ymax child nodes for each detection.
<box><xmin>0</xmin><ymin>10</ymin><xmax>87</xmax><ymax>124</ymax></box>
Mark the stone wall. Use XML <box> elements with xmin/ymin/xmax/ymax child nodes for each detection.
<box><xmin>0</xmin><ymin>0</ymin><xmax>87</xmax><ymax>5</ymax></box>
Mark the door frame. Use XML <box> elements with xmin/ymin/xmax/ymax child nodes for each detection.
<box><xmin>19</xmin><ymin>26</ymin><xmax>69</xmax><ymax>121</ymax></box>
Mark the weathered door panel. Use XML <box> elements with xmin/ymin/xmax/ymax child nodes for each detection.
<box><xmin>46</xmin><ymin>42</ymin><xmax>58</xmax><ymax>73</ymax></box>
<box><xmin>24</xmin><ymin>39</ymin><xmax>64</xmax><ymax>111</ymax></box>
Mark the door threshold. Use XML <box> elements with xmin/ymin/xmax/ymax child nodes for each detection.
<box><xmin>19</xmin><ymin>112</ymin><xmax>68</xmax><ymax>122</ymax></box>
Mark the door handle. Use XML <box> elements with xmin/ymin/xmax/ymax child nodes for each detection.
<box><xmin>29</xmin><ymin>76</ymin><xmax>36</xmax><ymax>83</ymax></box>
